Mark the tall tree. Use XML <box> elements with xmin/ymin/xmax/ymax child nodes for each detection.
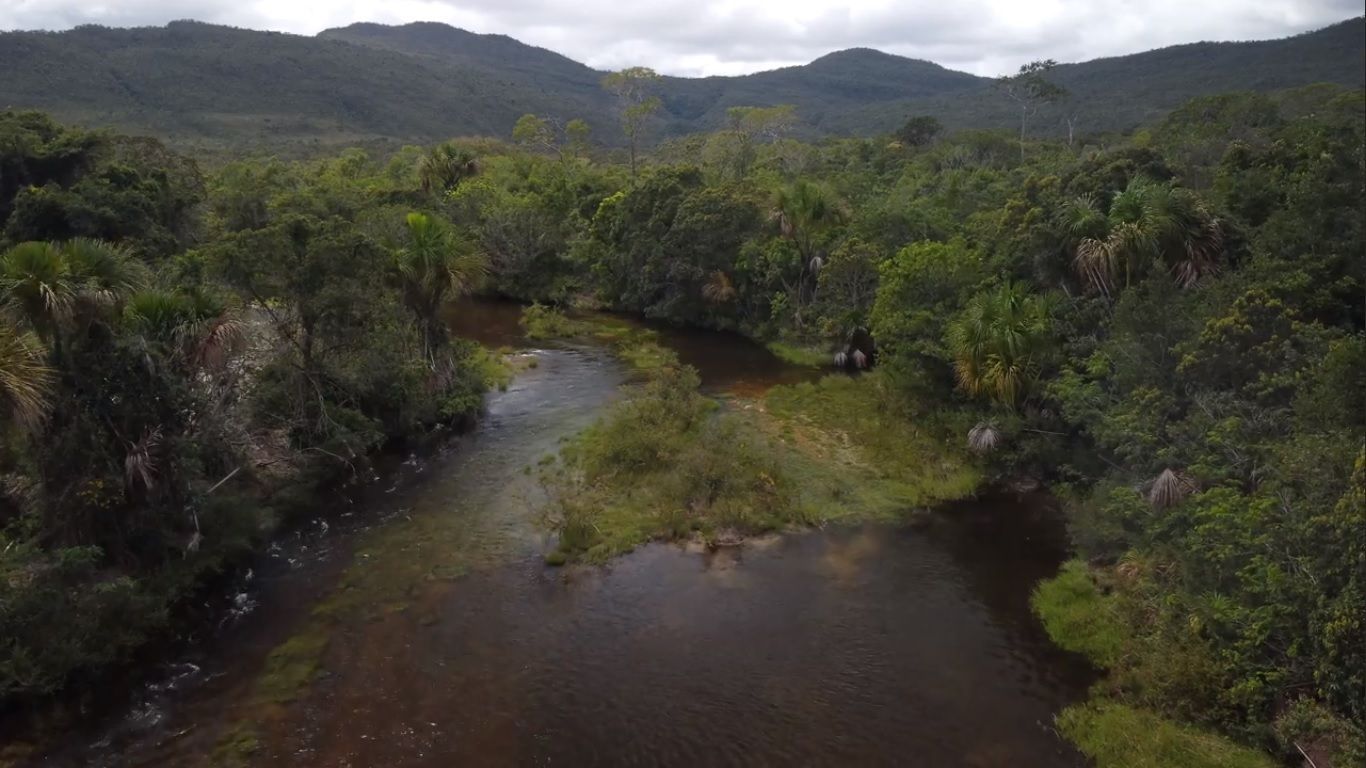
<box><xmin>601</xmin><ymin>67</ymin><xmax>662</xmax><ymax>178</ymax></box>
<box><xmin>996</xmin><ymin>60</ymin><xmax>1066</xmax><ymax>159</ymax></box>
<box><xmin>394</xmin><ymin>212</ymin><xmax>487</xmax><ymax>364</ymax></box>
<box><xmin>772</xmin><ymin>180</ymin><xmax>843</xmax><ymax>326</ymax></box>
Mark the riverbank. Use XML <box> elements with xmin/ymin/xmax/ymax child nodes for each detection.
<box><xmin>0</xmin><ymin>342</ymin><xmax>515</xmax><ymax>766</ymax></box>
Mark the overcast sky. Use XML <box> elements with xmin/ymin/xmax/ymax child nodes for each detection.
<box><xmin>1</xmin><ymin>1</ymin><xmax>1359</xmax><ymax>76</ymax></box>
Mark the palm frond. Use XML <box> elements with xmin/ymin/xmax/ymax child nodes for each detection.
<box><xmin>0</xmin><ymin>322</ymin><xmax>54</xmax><ymax>431</ymax></box>
<box><xmin>1149</xmin><ymin>468</ymin><xmax>1193</xmax><ymax>510</ymax></box>
<box><xmin>968</xmin><ymin>422</ymin><xmax>1002</xmax><ymax>453</ymax></box>
<box><xmin>125</xmin><ymin>426</ymin><xmax>164</xmax><ymax>491</ymax></box>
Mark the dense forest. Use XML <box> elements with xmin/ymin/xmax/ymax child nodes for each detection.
<box><xmin>0</xmin><ymin>17</ymin><xmax>1361</xmax><ymax>152</ymax></box>
<box><xmin>0</xmin><ymin>58</ymin><xmax>1363</xmax><ymax>767</ymax></box>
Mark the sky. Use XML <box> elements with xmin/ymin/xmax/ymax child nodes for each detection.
<box><xmin>0</xmin><ymin>0</ymin><xmax>1359</xmax><ymax>76</ymax></box>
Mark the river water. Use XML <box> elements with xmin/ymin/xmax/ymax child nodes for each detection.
<box><xmin>32</xmin><ymin>301</ymin><xmax>1093</xmax><ymax>767</ymax></box>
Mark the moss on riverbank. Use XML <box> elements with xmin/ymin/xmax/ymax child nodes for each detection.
<box><xmin>1058</xmin><ymin>702</ymin><xmax>1278</xmax><ymax>768</ymax></box>
<box><xmin>765</xmin><ymin>340</ymin><xmax>828</xmax><ymax>367</ymax></box>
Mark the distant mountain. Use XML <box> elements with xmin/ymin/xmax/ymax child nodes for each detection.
<box><xmin>825</xmin><ymin>17</ymin><xmax>1366</xmax><ymax>136</ymax></box>
<box><xmin>0</xmin><ymin>17</ymin><xmax>1361</xmax><ymax>153</ymax></box>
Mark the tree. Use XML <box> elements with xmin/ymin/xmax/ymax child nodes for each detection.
<box><xmin>513</xmin><ymin>114</ymin><xmax>564</xmax><ymax>161</ymax></box>
<box><xmin>1059</xmin><ymin>177</ymin><xmax>1225</xmax><ymax>296</ymax></box>
<box><xmin>394</xmin><ymin>212</ymin><xmax>487</xmax><ymax>363</ymax></box>
<box><xmin>772</xmin><ymin>181</ymin><xmax>844</xmax><ymax>325</ymax></box>
<box><xmin>0</xmin><ymin>239</ymin><xmax>144</xmax><ymax>343</ymax></box>
<box><xmin>601</xmin><ymin>67</ymin><xmax>662</xmax><ymax>177</ymax></box>
<box><xmin>705</xmin><ymin>105</ymin><xmax>798</xmax><ymax>179</ymax></box>
<box><xmin>896</xmin><ymin>115</ymin><xmax>942</xmax><ymax>148</ymax></box>
<box><xmin>996</xmin><ymin>60</ymin><xmax>1066</xmax><ymax>159</ymax></box>
<box><xmin>123</xmin><ymin>289</ymin><xmax>242</xmax><ymax>375</ymax></box>
<box><xmin>419</xmin><ymin>143</ymin><xmax>480</xmax><ymax>197</ymax></box>
<box><xmin>565</xmin><ymin>119</ymin><xmax>592</xmax><ymax>160</ymax></box>
<box><xmin>947</xmin><ymin>282</ymin><xmax>1054</xmax><ymax>408</ymax></box>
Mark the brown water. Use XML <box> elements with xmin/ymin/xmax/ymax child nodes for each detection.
<box><xmin>31</xmin><ymin>301</ymin><xmax>1093</xmax><ymax>767</ymax></box>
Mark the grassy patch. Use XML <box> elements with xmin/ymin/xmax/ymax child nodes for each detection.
<box><xmin>544</xmin><ymin>367</ymin><xmax>981</xmax><ymax>564</ymax></box>
<box><xmin>1059</xmin><ymin>701</ymin><xmax>1278</xmax><ymax>768</ymax></box>
<box><xmin>766</xmin><ymin>340</ymin><xmax>829</xmax><ymax>367</ymax></box>
<box><xmin>764</xmin><ymin>374</ymin><xmax>981</xmax><ymax>511</ymax></box>
<box><xmin>520</xmin><ymin>304</ymin><xmax>676</xmax><ymax>375</ymax></box>
<box><xmin>1031</xmin><ymin>559</ymin><xmax>1126</xmax><ymax>667</ymax></box>
<box><xmin>543</xmin><ymin>366</ymin><xmax>817</xmax><ymax>563</ymax></box>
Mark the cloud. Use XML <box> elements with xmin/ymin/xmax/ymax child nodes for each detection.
<box><xmin>1</xmin><ymin>0</ymin><xmax>1358</xmax><ymax>76</ymax></box>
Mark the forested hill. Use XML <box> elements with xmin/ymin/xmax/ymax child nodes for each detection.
<box><xmin>0</xmin><ymin>17</ymin><xmax>1361</xmax><ymax>152</ymax></box>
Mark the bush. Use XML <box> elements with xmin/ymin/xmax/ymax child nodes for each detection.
<box><xmin>1031</xmin><ymin>560</ymin><xmax>1126</xmax><ymax>667</ymax></box>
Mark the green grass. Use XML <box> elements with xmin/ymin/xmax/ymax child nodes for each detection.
<box><xmin>1031</xmin><ymin>559</ymin><xmax>1127</xmax><ymax>667</ymax></box>
<box><xmin>764</xmin><ymin>374</ymin><xmax>981</xmax><ymax>511</ymax></box>
<box><xmin>544</xmin><ymin>366</ymin><xmax>805</xmax><ymax>563</ymax></box>
<box><xmin>521</xmin><ymin>304</ymin><xmax>676</xmax><ymax>375</ymax></box>
<box><xmin>1059</xmin><ymin>701</ymin><xmax>1279</xmax><ymax>768</ymax></box>
<box><xmin>544</xmin><ymin>367</ymin><xmax>981</xmax><ymax>564</ymax></box>
<box><xmin>766</xmin><ymin>340</ymin><xmax>829</xmax><ymax>367</ymax></box>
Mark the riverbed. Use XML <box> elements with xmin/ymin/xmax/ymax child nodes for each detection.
<box><xmin>33</xmin><ymin>301</ymin><xmax>1093</xmax><ymax>767</ymax></box>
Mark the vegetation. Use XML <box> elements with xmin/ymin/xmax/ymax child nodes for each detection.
<box><xmin>0</xmin><ymin>111</ymin><xmax>500</xmax><ymax>716</ymax></box>
<box><xmin>0</xmin><ymin>38</ymin><xmax>1361</xmax><ymax>765</ymax></box>
<box><xmin>542</xmin><ymin>365</ymin><xmax>977</xmax><ymax>564</ymax></box>
<box><xmin>1059</xmin><ymin>702</ymin><xmax>1279</xmax><ymax>768</ymax></box>
<box><xmin>0</xmin><ymin>19</ymin><xmax>1359</xmax><ymax>151</ymax></box>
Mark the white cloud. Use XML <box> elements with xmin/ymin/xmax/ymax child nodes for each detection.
<box><xmin>0</xmin><ymin>0</ymin><xmax>1358</xmax><ymax>76</ymax></box>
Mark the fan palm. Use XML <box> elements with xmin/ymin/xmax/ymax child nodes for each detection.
<box><xmin>947</xmin><ymin>282</ymin><xmax>1053</xmax><ymax>408</ymax></box>
<box><xmin>772</xmin><ymin>181</ymin><xmax>843</xmax><ymax>323</ymax></box>
<box><xmin>419</xmin><ymin>144</ymin><xmax>480</xmax><ymax>196</ymax></box>
<box><xmin>1061</xmin><ymin>178</ymin><xmax>1225</xmax><ymax>295</ymax></box>
<box><xmin>701</xmin><ymin>271</ymin><xmax>737</xmax><ymax>304</ymax></box>
<box><xmin>0</xmin><ymin>320</ymin><xmax>54</xmax><ymax>432</ymax></box>
<box><xmin>124</xmin><ymin>289</ymin><xmax>243</xmax><ymax>372</ymax></box>
<box><xmin>0</xmin><ymin>242</ymin><xmax>73</xmax><ymax>338</ymax></box>
<box><xmin>1</xmin><ymin>239</ymin><xmax>146</xmax><ymax>339</ymax></box>
<box><xmin>395</xmin><ymin>212</ymin><xmax>488</xmax><ymax>361</ymax></box>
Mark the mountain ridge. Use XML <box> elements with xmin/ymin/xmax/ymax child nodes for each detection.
<box><xmin>0</xmin><ymin>17</ymin><xmax>1361</xmax><ymax>152</ymax></box>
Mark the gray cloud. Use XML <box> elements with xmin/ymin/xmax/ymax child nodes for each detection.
<box><xmin>1</xmin><ymin>0</ymin><xmax>1359</xmax><ymax>76</ymax></box>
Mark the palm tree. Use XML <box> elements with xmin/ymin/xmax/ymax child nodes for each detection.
<box><xmin>0</xmin><ymin>239</ymin><xmax>146</xmax><ymax>340</ymax></box>
<box><xmin>1060</xmin><ymin>178</ymin><xmax>1225</xmax><ymax>296</ymax></box>
<box><xmin>124</xmin><ymin>289</ymin><xmax>243</xmax><ymax>372</ymax></box>
<box><xmin>394</xmin><ymin>212</ymin><xmax>488</xmax><ymax>362</ymax></box>
<box><xmin>947</xmin><ymin>282</ymin><xmax>1053</xmax><ymax>409</ymax></box>
<box><xmin>419</xmin><ymin>143</ymin><xmax>480</xmax><ymax>196</ymax></box>
<box><xmin>772</xmin><ymin>181</ymin><xmax>843</xmax><ymax>323</ymax></box>
<box><xmin>0</xmin><ymin>320</ymin><xmax>53</xmax><ymax>432</ymax></box>
<box><xmin>0</xmin><ymin>242</ymin><xmax>72</xmax><ymax>339</ymax></box>
<box><xmin>701</xmin><ymin>271</ymin><xmax>736</xmax><ymax>305</ymax></box>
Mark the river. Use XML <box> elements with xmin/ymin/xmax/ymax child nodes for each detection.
<box><xmin>32</xmin><ymin>300</ymin><xmax>1094</xmax><ymax>767</ymax></box>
